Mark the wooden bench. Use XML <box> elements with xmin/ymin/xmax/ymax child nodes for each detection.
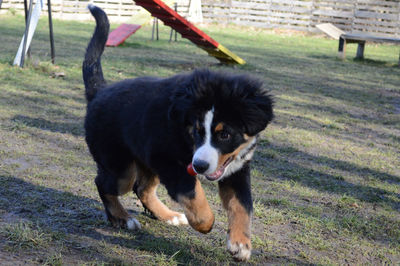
<box><xmin>316</xmin><ymin>23</ymin><xmax>400</xmax><ymax>65</ymax></box>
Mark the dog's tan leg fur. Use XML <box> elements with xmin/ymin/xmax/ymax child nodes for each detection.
<box><xmin>99</xmin><ymin>163</ymin><xmax>142</xmax><ymax>230</ymax></box>
<box><xmin>219</xmin><ymin>185</ymin><xmax>251</xmax><ymax>261</ymax></box>
<box><xmin>178</xmin><ymin>178</ymin><xmax>214</xmax><ymax>233</ymax></box>
<box><xmin>136</xmin><ymin>175</ymin><xmax>188</xmax><ymax>226</ymax></box>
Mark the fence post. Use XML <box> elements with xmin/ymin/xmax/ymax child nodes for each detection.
<box><xmin>266</xmin><ymin>0</ymin><xmax>271</xmax><ymax>28</ymax></box>
<box><xmin>308</xmin><ymin>0</ymin><xmax>315</xmax><ymax>32</ymax></box>
<box><xmin>351</xmin><ymin>0</ymin><xmax>357</xmax><ymax>33</ymax></box>
<box><xmin>397</xmin><ymin>2</ymin><xmax>400</xmax><ymax>38</ymax></box>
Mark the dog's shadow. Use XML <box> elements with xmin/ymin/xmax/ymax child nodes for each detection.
<box><xmin>0</xmin><ymin>174</ymin><xmax>313</xmax><ymax>264</ymax></box>
<box><xmin>10</xmin><ymin>115</ymin><xmax>84</xmax><ymax>136</ymax></box>
<box><xmin>0</xmin><ymin>175</ymin><xmax>219</xmax><ymax>264</ymax></box>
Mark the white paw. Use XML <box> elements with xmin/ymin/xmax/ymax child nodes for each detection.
<box><xmin>227</xmin><ymin>239</ymin><xmax>251</xmax><ymax>261</ymax></box>
<box><xmin>166</xmin><ymin>213</ymin><xmax>188</xmax><ymax>226</ymax></box>
<box><xmin>126</xmin><ymin>217</ymin><xmax>141</xmax><ymax>230</ymax></box>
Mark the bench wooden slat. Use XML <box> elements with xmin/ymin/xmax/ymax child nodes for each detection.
<box><xmin>341</xmin><ymin>33</ymin><xmax>400</xmax><ymax>44</ymax></box>
<box><xmin>316</xmin><ymin>23</ymin><xmax>345</xmax><ymax>40</ymax></box>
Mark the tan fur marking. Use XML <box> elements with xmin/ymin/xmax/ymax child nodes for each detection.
<box><xmin>137</xmin><ymin>175</ymin><xmax>183</xmax><ymax>221</ymax></box>
<box><xmin>178</xmin><ymin>178</ymin><xmax>214</xmax><ymax>233</ymax></box>
<box><xmin>104</xmin><ymin>194</ymin><xmax>130</xmax><ymax>226</ymax></box>
<box><xmin>215</xmin><ymin>123</ymin><xmax>224</xmax><ymax>132</ymax></box>
<box><xmin>117</xmin><ymin>163</ymin><xmax>137</xmax><ymax>195</ymax></box>
<box><xmin>217</xmin><ymin>136</ymin><xmax>255</xmax><ymax>169</ymax></box>
<box><xmin>219</xmin><ymin>187</ymin><xmax>251</xmax><ymax>250</ymax></box>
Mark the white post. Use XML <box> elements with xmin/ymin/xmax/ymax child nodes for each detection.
<box><xmin>14</xmin><ymin>0</ymin><xmax>44</xmax><ymax>66</ymax></box>
<box><xmin>187</xmin><ymin>0</ymin><xmax>202</xmax><ymax>23</ymax></box>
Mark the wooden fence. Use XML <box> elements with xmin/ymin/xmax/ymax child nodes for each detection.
<box><xmin>197</xmin><ymin>0</ymin><xmax>400</xmax><ymax>37</ymax></box>
<box><xmin>2</xmin><ymin>0</ymin><xmax>400</xmax><ymax>37</ymax></box>
<box><xmin>0</xmin><ymin>0</ymin><xmax>142</xmax><ymax>21</ymax></box>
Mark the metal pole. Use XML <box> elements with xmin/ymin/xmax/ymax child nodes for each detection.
<box><xmin>24</xmin><ymin>0</ymin><xmax>28</xmax><ymax>18</ymax></box>
<box><xmin>174</xmin><ymin>3</ymin><xmax>177</xmax><ymax>41</ymax></box>
<box><xmin>23</xmin><ymin>0</ymin><xmax>31</xmax><ymax>59</ymax></box>
<box><xmin>0</xmin><ymin>0</ymin><xmax>3</xmax><ymax>9</ymax></box>
<box><xmin>151</xmin><ymin>17</ymin><xmax>155</xmax><ymax>40</ymax></box>
<box><xmin>156</xmin><ymin>18</ymin><xmax>159</xmax><ymax>40</ymax></box>
<box><xmin>169</xmin><ymin>3</ymin><xmax>177</xmax><ymax>42</ymax></box>
<box><xmin>20</xmin><ymin>0</ymin><xmax>33</xmax><ymax>67</ymax></box>
<box><xmin>169</xmin><ymin>26</ymin><xmax>173</xmax><ymax>42</ymax></box>
<box><xmin>47</xmin><ymin>0</ymin><xmax>55</xmax><ymax>64</ymax></box>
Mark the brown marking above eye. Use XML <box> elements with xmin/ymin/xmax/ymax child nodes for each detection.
<box><xmin>196</xmin><ymin>121</ymin><xmax>201</xmax><ymax>130</ymax></box>
<box><xmin>214</xmin><ymin>122</ymin><xmax>224</xmax><ymax>132</ymax></box>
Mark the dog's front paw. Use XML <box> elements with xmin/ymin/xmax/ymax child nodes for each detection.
<box><xmin>166</xmin><ymin>213</ymin><xmax>188</xmax><ymax>226</ymax></box>
<box><xmin>227</xmin><ymin>233</ymin><xmax>251</xmax><ymax>261</ymax></box>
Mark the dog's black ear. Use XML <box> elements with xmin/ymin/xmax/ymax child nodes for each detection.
<box><xmin>243</xmin><ymin>91</ymin><xmax>274</xmax><ymax>136</ymax></box>
<box><xmin>168</xmin><ymin>85</ymin><xmax>196</xmax><ymax>125</ymax></box>
<box><xmin>168</xmin><ymin>70</ymin><xmax>213</xmax><ymax>125</ymax></box>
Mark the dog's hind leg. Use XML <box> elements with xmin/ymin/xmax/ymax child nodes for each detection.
<box><xmin>134</xmin><ymin>173</ymin><xmax>188</xmax><ymax>226</ymax></box>
<box><xmin>95</xmin><ymin>165</ymin><xmax>141</xmax><ymax>230</ymax></box>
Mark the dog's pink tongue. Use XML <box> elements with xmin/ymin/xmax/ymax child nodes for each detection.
<box><xmin>207</xmin><ymin>168</ymin><xmax>223</xmax><ymax>180</ymax></box>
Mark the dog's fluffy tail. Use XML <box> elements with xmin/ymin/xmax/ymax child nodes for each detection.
<box><xmin>83</xmin><ymin>4</ymin><xmax>109</xmax><ymax>102</ymax></box>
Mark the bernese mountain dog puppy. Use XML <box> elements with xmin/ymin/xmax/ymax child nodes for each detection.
<box><xmin>83</xmin><ymin>5</ymin><xmax>273</xmax><ymax>261</ymax></box>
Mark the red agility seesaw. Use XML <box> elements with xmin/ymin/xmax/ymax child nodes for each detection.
<box><xmin>133</xmin><ymin>0</ymin><xmax>245</xmax><ymax>64</ymax></box>
<box><xmin>106</xmin><ymin>23</ymin><xmax>142</xmax><ymax>47</ymax></box>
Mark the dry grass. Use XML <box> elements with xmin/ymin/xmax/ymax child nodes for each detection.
<box><xmin>0</xmin><ymin>11</ymin><xmax>399</xmax><ymax>265</ymax></box>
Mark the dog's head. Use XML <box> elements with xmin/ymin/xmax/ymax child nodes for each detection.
<box><xmin>170</xmin><ymin>69</ymin><xmax>273</xmax><ymax>181</ymax></box>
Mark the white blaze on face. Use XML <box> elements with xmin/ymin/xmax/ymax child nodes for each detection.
<box><xmin>192</xmin><ymin>108</ymin><xmax>219</xmax><ymax>175</ymax></box>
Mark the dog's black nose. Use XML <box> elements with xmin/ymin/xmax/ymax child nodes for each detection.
<box><xmin>192</xmin><ymin>160</ymin><xmax>209</xmax><ymax>174</ymax></box>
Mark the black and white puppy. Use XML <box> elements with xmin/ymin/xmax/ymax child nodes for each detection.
<box><xmin>83</xmin><ymin>5</ymin><xmax>273</xmax><ymax>261</ymax></box>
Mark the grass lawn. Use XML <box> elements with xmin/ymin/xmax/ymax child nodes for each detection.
<box><xmin>0</xmin><ymin>11</ymin><xmax>399</xmax><ymax>265</ymax></box>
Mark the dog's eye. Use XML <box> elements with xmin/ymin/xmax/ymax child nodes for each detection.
<box><xmin>217</xmin><ymin>131</ymin><xmax>231</xmax><ymax>141</ymax></box>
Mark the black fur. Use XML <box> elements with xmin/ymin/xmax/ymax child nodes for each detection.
<box><xmin>83</xmin><ymin>5</ymin><xmax>109</xmax><ymax>102</ymax></box>
<box><xmin>83</xmin><ymin>5</ymin><xmax>273</xmax><ymax>261</ymax></box>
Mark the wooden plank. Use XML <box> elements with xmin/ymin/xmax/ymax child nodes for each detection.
<box><xmin>312</xmin><ymin>22</ymin><xmax>351</xmax><ymax>30</ymax></box>
<box><xmin>234</xmin><ymin>19</ymin><xmax>309</xmax><ymax>31</ymax></box>
<box><xmin>234</xmin><ymin>0</ymin><xmax>271</xmax><ymax>3</ymax></box>
<box><xmin>342</xmin><ymin>33</ymin><xmax>400</xmax><ymax>44</ymax></box>
<box><xmin>106</xmin><ymin>24</ymin><xmax>141</xmax><ymax>46</ymax></box>
<box><xmin>356</xmin><ymin>6</ymin><xmax>398</xmax><ymax>13</ymax></box>
<box><xmin>269</xmin><ymin>5</ymin><xmax>311</xmax><ymax>14</ymax></box>
<box><xmin>312</xmin><ymin>17</ymin><xmax>353</xmax><ymax>23</ymax></box>
<box><xmin>231</xmin><ymin>9</ymin><xmax>310</xmax><ymax>20</ymax></box>
<box><xmin>353</xmin><ymin>19</ymin><xmax>398</xmax><ymax>27</ymax></box>
<box><xmin>134</xmin><ymin>0</ymin><xmax>245</xmax><ymax>64</ymax></box>
<box><xmin>356</xmin><ymin>0</ymin><xmax>398</xmax><ymax>7</ymax></box>
<box><xmin>352</xmin><ymin>26</ymin><xmax>398</xmax><ymax>35</ymax></box>
<box><xmin>313</xmin><ymin>0</ymin><xmax>355</xmax><ymax>3</ymax></box>
<box><xmin>235</xmin><ymin>15</ymin><xmax>310</xmax><ymax>26</ymax></box>
<box><xmin>355</xmin><ymin>11</ymin><xmax>397</xmax><ymax>20</ymax></box>
<box><xmin>316</xmin><ymin>23</ymin><xmax>346</xmax><ymax>40</ymax></box>
<box><xmin>273</xmin><ymin>0</ymin><xmax>313</xmax><ymax>6</ymax></box>
<box><xmin>268</xmin><ymin>17</ymin><xmax>309</xmax><ymax>25</ymax></box>
<box><xmin>312</xmin><ymin>10</ymin><xmax>353</xmax><ymax>18</ymax></box>
<box><xmin>232</xmin><ymin>0</ymin><xmax>312</xmax><ymax>9</ymax></box>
